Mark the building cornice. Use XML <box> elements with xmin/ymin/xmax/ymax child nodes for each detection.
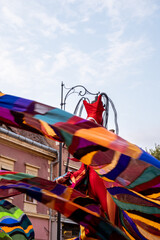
<box><xmin>24</xmin><ymin>212</ymin><xmax>50</xmax><ymax>219</ymax></box>
<box><xmin>0</xmin><ymin>155</ymin><xmax>17</xmax><ymax>162</ymax></box>
<box><xmin>0</xmin><ymin>130</ymin><xmax>57</xmax><ymax>160</ymax></box>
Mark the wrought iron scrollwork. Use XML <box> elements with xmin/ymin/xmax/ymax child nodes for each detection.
<box><xmin>60</xmin><ymin>82</ymin><xmax>119</xmax><ymax>173</ymax></box>
<box><xmin>62</xmin><ymin>83</ymin><xmax>100</xmax><ymax>111</ymax></box>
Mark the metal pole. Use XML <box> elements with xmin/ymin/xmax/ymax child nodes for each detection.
<box><xmin>57</xmin><ymin>82</ymin><xmax>64</xmax><ymax>240</ymax></box>
<box><xmin>56</xmin><ymin>82</ymin><xmax>119</xmax><ymax>239</ymax></box>
<box><xmin>50</xmin><ymin>160</ymin><xmax>58</xmax><ymax>240</ymax></box>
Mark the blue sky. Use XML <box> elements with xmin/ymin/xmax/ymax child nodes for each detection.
<box><xmin>0</xmin><ymin>0</ymin><xmax>160</xmax><ymax>150</ymax></box>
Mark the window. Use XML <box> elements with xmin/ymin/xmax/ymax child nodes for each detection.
<box><xmin>0</xmin><ymin>155</ymin><xmax>16</xmax><ymax>171</ymax></box>
<box><xmin>25</xmin><ymin>164</ymin><xmax>39</xmax><ymax>203</ymax></box>
<box><xmin>26</xmin><ymin>194</ymin><xmax>34</xmax><ymax>203</ymax></box>
<box><xmin>0</xmin><ymin>155</ymin><xmax>16</xmax><ymax>202</ymax></box>
<box><xmin>24</xmin><ymin>163</ymin><xmax>40</xmax><ymax>213</ymax></box>
<box><xmin>62</xmin><ymin>223</ymin><xmax>80</xmax><ymax>239</ymax></box>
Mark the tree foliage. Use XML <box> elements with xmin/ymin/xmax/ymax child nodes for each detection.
<box><xmin>147</xmin><ymin>144</ymin><xmax>160</xmax><ymax>160</ymax></box>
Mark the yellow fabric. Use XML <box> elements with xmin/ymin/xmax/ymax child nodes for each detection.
<box><xmin>81</xmin><ymin>151</ymin><xmax>97</xmax><ymax>165</ymax></box>
<box><xmin>2</xmin><ymin>224</ymin><xmax>33</xmax><ymax>234</ymax></box>
<box><xmin>146</xmin><ymin>192</ymin><xmax>160</xmax><ymax>199</ymax></box>
<box><xmin>136</xmin><ymin>224</ymin><xmax>160</xmax><ymax>240</ymax></box>
<box><xmin>40</xmin><ymin>120</ymin><xmax>57</xmax><ymax>136</ymax></box>
<box><xmin>126</xmin><ymin>211</ymin><xmax>160</xmax><ymax>230</ymax></box>
<box><xmin>122</xmin><ymin>227</ymin><xmax>136</xmax><ymax>240</ymax></box>
<box><xmin>75</xmin><ymin>127</ymin><xmax>116</xmax><ymax>148</ymax></box>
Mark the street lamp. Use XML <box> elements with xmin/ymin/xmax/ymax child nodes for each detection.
<box><xmin>57</xmin><ymin>82</ymin><xmax>119</xmax><ymax>240</ymax></box>
<box><xmin>57</xmin><ymin>82</ymin><xmax>100</xmax><ymax>240</ymax></box>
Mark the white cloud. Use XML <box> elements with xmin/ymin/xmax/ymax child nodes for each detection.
<box><xmin>84</xmin><ymin>0</ymin><xmax>159</xmax><ymax>21</ymax></box>
<box><xmin>84</xmin><ymin>28</ymin><xmax>95</xmax><ymax>34</ymax></box>
<box><xmin>0</xmin><ymin>48</ymin><xmax>27</xmax><ymax>86</ymax></box>
<box><xmin>105</xmin><ymin>38</ymin><xmax>153</xmax><ymax>70</ymax></box>
<box><xmin>2</xmin><ymin>6</ymin><xmax>24</xmax><ymax>28</ymax></box>
<box><xmin>32</xmin><ymin>12</ymin><xmax>75</xmax><ymax>35</ymax></box>
<box><xmin>60</xmin><ymin>0</ymin><xmax>159</xmax><ymax>28</ymax></box>
<box><xmin>48</xmin><ymin>45</ymin><xmax>97</xmax><ymax>83</ymax></box>
<box><xmin>120</xmin><ymin>0</ymin><xmax>159</xmax><ymax>19</ymax></box>
<box><xmin>0</xmin><ymin>2</ymin><xmax>158</xmax><ymax>84</ymax></box>
<box><xmin>0</xmin><ymin>0</ymin><xmax>76</xmax><ymax>41</ymax></box>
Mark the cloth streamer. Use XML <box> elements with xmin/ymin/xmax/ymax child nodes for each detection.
<box><xmin>0</xmin><ymin>171</ymin><xmax>127</xmax><ymax>240</ymax></box>
<box><xmin>0</xmin><ymin>93</ymin><xmax>160</xmax><ymax>239</ymax></box>
<box><xmin>0</xmin><ymin>199</ymin><xmax>34</xmax><ymax>240</ymax></box>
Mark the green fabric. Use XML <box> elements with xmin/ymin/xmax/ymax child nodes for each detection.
<box><xmin>127</xmin><ymin>166</ymin><xmax>160</xmax><ymax>189</ymax></box>
<box><xmin>112</xmin><ymin>197</ymin><xmax>160</xmax><ymax>214</ymax></box>
<box><xmin>0</xmin><ymin>173</ymin><xmax>34</xmax><ymax>181</ymax></box>
<box><xmin>0</xmin><ymin>209</ymin><xmax>23</xmax><ymax>219</ymax></box>
<box><xmin>0</xmin><ymin>228</ymin><xmax>12</xmax><ymax>240</ymax></box>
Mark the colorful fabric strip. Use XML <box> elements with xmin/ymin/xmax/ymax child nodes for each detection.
<box><xmin>0</xmin><ymin>171</ymin><xmax>128</xmax><ymax>240</ymax></box>
<box><xmin>0</xmin><ymin>93</ymin><xmax>160</xmax><ymax>239</ymax></box>
<box><xmin>0</xmin><ymin>200</ymin><xmax>34</xmax><ymax>240</ymax></box>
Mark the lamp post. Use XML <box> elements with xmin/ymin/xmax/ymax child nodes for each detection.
<box><xmin>57</xmin><ymin>82</ymin><xmax>100</xmax><ymax>240</ymax></box>
<box><xmin>57</xmin><ymin>82</ymin><xmax>119</xmax><ymax>240</ymax></box>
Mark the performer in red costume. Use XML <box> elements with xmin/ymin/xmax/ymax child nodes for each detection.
<box><xmin>56</xmin><ymin>94</ymin><xmax>116</xmax><ymax>239</ymax></box>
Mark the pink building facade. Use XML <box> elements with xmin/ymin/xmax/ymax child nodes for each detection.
<box><xmin>0</xmin><ymin>126</ymin><xmax>80</xmax><ymax>239</ymax></box>
<box><xmin>0</xmin><ymin>126</ymin><xmax>58</xmax><ymax>240</ymax></box>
